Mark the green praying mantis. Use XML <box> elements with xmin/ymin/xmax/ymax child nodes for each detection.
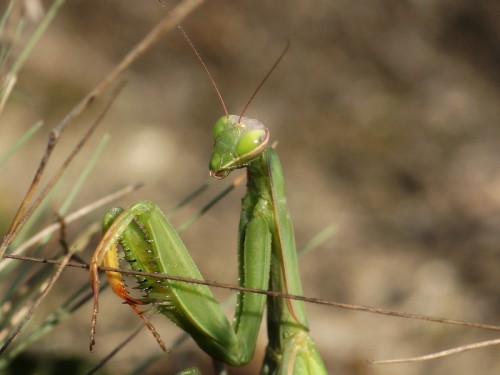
<box><xmin>89</xmin><ymin>39</ymin><xmax>328</xmax><ymax>374</ymax></box>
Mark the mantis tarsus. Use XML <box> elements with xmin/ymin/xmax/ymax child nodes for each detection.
<box><xmin>89</xmin><ymin>39</ymin><xmax>328</xmax><ymax>374</ymax></box>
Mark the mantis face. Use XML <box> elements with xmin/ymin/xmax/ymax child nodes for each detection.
<box><xmin>209</xmin><ymin>115</ymin><xmax>270</xmax><ymax>179</ymax></box>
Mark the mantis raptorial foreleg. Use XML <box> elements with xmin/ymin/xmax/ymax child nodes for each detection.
<box><xmin>91</xmin><ymin>199</ymin><xmax>272</xmax><ymax>365</ymax></box>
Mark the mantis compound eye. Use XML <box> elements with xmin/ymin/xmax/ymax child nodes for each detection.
<box><xmin>236</xmin><ymin>129</ymin><xmax>267</xmax><ymax>157</ymax></box>
<box><xmin>213</xmin><ymin>116</ymin><xmax>230</xmax><ymax>139</ymax></box>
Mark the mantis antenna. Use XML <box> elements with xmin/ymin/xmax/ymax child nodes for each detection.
<box><xmin>238</xmin><ymin>40</ymin><xmax>290</xmax><ymax>123</ymax></box>
<box><xmin>177</xmin><ymin>24</ymin><xmax>229</xmax><ymax>118</ymax></box>
<box><xmin>158</xmin><ymin>0</ymin><xmax>229</xmax><ymax>117</ymax></box>
<box><xmin>177</xmin><ymin>21</ymin><xmax>290</xmax><ymax>125</ymax></box>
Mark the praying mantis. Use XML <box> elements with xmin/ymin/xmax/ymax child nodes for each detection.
<box><xmin>89</xmin><ymin>38</ymin><xmax>328</xmax><ymax>374</ymax></box>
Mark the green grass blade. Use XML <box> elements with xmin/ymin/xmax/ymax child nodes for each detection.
<box><xmin>176</xmin><ymin>174</ymin><xmax>244</xmax><ymax>233</ymax></box>
<box><xmin>58</xmin><ymin>134</ymin><xmax>110</xmax><ymax>215</ymax></box>
<box><xmin>167</xmin><ymin>178</ymin><xmax>212</xmax><ymax>217</ymax></box>
<box><xmin>9</xmin><ymin>0</ymin><xmax>66</xmax><ymax>76</ymax></box>
<box><xmin>0</xmin><ymin>121</ymin><xmax>43</xmax><ymax>167</ymax></box>
<box><xmin>0</xmin><ymin>1</ymin><xmax>15</xmax><ymax>36</ymax></box>
<box><xmin>298</xmin><ymin>224</ymin><xmax>336</xmax><ymax>256</ymax></box>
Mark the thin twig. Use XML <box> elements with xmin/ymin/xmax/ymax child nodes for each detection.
<box><xmin>86</xmin><ymin>324</ymin><xmax>145</xmax><ymax>375</ymax></box>
<box><xmin>0</xmin><ymin>0</ymin><xmax>205</xmax><ymax>258</ymax></box>
<box><xmin>0</xmin><ymin>73</ymin><xmax>16</xmax><ymax>113</ymax></box>
<box><xmin>0</xmin><ymin>224</ymin><xmax>99</xmax><ymax>355</ymax></box>
<box><xmin>4</xmin><ymin>254</ymin><xmax>500</xmax><ymax>333</ymax></box>
<box><xmin>370</xmin><ymin>337</ymin><xmax>500</xmax><ymax>364</ymax></box>
<box><xmin>1</xmin><ymin>81</ymin><xmax>126</xmax><ymax>258</ymax></box>
<box><xmin>0</xmin><ymin>183</ymin><xmax>142</xmax><ymax>274</ymax></box>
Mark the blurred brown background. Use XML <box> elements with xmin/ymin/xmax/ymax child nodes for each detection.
<box><xmin>1</xmin><ymin>0</ymin><xmax>499</xmax><ymax>374</ymax></box>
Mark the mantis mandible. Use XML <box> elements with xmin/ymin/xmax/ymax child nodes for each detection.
<box><xmin>89</xmin><ymin>38</ymin><xmax>328</xmax><ymax>374</ymax></box>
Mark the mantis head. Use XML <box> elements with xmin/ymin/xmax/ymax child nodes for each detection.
<box><xmin>209</xmin><ymin>115</ymin><xmax>269</xmax><ymax>179</ymax></box>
